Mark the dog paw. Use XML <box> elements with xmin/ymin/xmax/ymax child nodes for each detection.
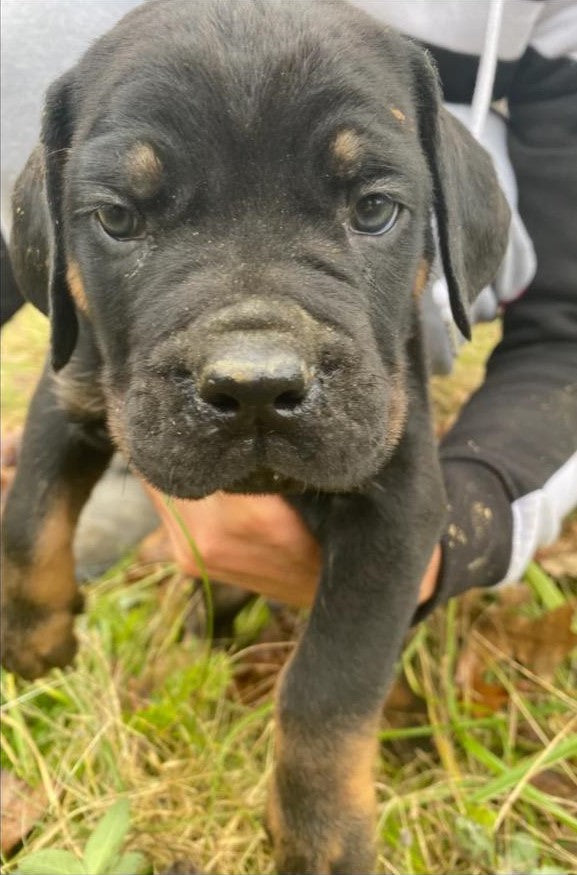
<box><xmin>266</xmin><ymin>789</ymin><xmax>375</xmax><ymax>875</ymax></box>
<box><xmin>271</xmin><ymin>827</ymin><xmax>375</xmax><ymax>875</ymax></box>
<box><xmin>0</xmin><ymin>594</ymin><xmax>83</xmax><ymax>680</ymax></box>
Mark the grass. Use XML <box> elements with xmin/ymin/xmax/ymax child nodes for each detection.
<box><xmin>1</xmin><ymin>307</ymin><xmax>576</xmax><ymax>874</ymax></box>
<box><xmin>0</xmin><ymin>306</ymin><xmax>48</xmax><ymax>429</ymax></box>
<box><xmin>11</xmin><ymin>798</ymin><xmax>150</xmax><ymax>874</ymax></box>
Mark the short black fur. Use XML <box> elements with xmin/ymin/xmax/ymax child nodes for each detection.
<box><xmin>2</xmin><ymin>2</ymin><xmax>510</xmax><ymax>871</ymax></box>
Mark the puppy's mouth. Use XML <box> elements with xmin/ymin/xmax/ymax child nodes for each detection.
<box><xmin>119</xmin><ymin>365</ymin><xmax>399</xmax><ymax>498</ymax></box>
<box><xmin>221</xmin><ymin>467</ymin><xmax>309</xmax><ymax>495</ymax></box>
<box><xmin>126</xmin><ymin>422</ymin><xmax>323</xmax><ymax>498</ymax></box>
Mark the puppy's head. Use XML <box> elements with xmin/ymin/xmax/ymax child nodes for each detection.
<box><xmin>40</xmin><ymin>0</ymin><xmax>509</xmax><ymax>497</ymax></box>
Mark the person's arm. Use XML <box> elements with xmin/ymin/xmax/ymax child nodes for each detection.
<box><xmin>145</xmin><ymin>484</ymin><xmax>442</xmax><ymax>609</ymax></box>
<box><xmin>416</xmin><ymin>10</ymin><xmax>577</xmax><ymax>618</ymax></box>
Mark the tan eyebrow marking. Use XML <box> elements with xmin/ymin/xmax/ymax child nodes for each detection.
<box><xmin>390</xmin><ymin>106</ymin><xmax>406</xmax><ymax>123</ymax></box>
<box><xmin>125</xmin><ymin>142</ymin><xmax>163</xmax><ymax>197</ymax></box>
<box><xmin>331</xmin><ymin>129</ymin><xmax>363</xmax><ymax>176</ymax></box>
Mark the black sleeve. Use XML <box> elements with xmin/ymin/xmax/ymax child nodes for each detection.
<box><xmin>416</xmin><ymin>46</ymin><xmax>577</xmax><ymax>620</ymax></box>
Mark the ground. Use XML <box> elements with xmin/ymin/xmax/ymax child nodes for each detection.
<box><xmin>1</xmin><ymin>306</ymin><xmax>576</xmax><ymax>875</ymax></box>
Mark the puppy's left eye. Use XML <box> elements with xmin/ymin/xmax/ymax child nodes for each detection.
<box><xmin>96</xmin><ymin>205</ymin><xmax>144</xmax><ymax>240</ymax></box>
<box><xmin>350</xmin><ymin>194</ymin><xmax>399</xmax><ymax>235</ymax></box>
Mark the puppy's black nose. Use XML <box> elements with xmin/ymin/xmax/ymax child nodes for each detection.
<box><xmin>199</xmin><ymin>348</ymin><xmax>310</xmax><ymax>416</ymax></box>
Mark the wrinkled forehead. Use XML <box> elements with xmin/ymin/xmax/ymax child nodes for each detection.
<box><xmin>69</xmin><ymin>2</ymin><xmax>426</xmax><ymax>196</ymax></box>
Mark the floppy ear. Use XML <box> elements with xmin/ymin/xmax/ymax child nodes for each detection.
<box><xmin>41</xmin><ymin>70</ymin><xmax>79</xmax><ymax>370</ymax></box>
<box><xmin>411</xmin><ymin>50</ymin><xmax>511</xmax><ymax>339</ymax></box>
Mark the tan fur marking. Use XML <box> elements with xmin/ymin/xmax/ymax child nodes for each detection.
<box><xmin>270</xmin><ymin>708</ymin><xmax>377</xmax><ymax>865</ymax></box>
<box><xmin>126</xmin><ymin>142</ymin><xmax>163</xmax><ymax>197</ymax></box>
<box><xmin>23</xmin><ymin>611</ymin><xmax>77</xmax><ymax>662</ymax></box>
<box><xmin>54</xmin><ymin>370</ymin><xmax>106</xmax><ymax>420</ymax></box>
<box><xmin>331</xmin><ymin>129</ymin><xmax>363</xmax><ymax>175</ymax></box>
<box><xmin>413</xmin><ymin>257</ymin><xmax>431</xmax><ymax>300</ymax></box>
<box><xmin>105</xmin><ymin>394</ymin><xmax>133</xmax><ymax>460</ymax></box>
<box><xmin>387</xmin><ymin>369</ymin><xmax>409</xmax><ymax>451</ymax></box>
<box><xmin>274</xmin><ymin>722</ymin><xmax>377</xmax><ymax>808</ymax></box>
<box><xmin>66</xmin><ymin>260</ymin><xmax>89</xmax><ymax>313</ymax></box>
<box><xmin>390</xmin><ymin>106</ymin><xmax>406</xmax><ymax>123</ymax></box>
<box><xmin>20</xmin><ymin>501</ymin><xmax>76</xmax><ymax>608</ymax></box>
<box><xmin>1</xmin><ymin>499</ymin><xmax>81</xmax><ymax>678</ymax></box>
<box><xmin>265</xmin><ymin>778</ymin><xmax>285</xmax><ymax>844</ymax></box>
<box><xmin>341</xmin><ymin>731</ymin><xmax>378</xmax><ymax>814</ymax></box>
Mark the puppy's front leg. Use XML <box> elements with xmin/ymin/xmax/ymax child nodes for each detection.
<box><xmin>1</xmin><ymin>358</ymin><xmax>113</xmax><ymax>680</ymax></box>
<box><xmin>269</xmin><ymin>455</ymin><xmax>444</xmax><ymax>874</ymax></box>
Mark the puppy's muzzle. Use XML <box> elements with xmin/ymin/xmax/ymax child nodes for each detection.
<box><xmin>199</xmin><ymin>340</ymin><xmax>312</xmax><ymax>426</ymax></box>
<box><xmin>125</xmin><ymin>298</ymin><xmax>391</xmax><ymax>496</ymax></box>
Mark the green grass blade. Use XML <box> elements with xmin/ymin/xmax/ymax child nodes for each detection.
<box><xmin>165</xmin><ymin>499</ymin><xmax>214</xmax><ymax>644</ymax></box>
<box><xmin>83</xmin><ymin>799</ymin><xmax>131</xmax><ymax>875</ymax></box>
<box><xmin>521</xmin><ymin>785</ymin><xmax>577</xmax><ymax>832</ymax></box>
<box><xmin>15</xmin><ymin>849</ymin><xmax>87</xmax><ymax>875</ymax></box>
<box><xmin>470</xmin><ymin>734</ymin><xmax>577</xmax><ymax>803</ymax></box>
<box><xmin>108</xmin><ymin>851</ymin><xmax>151</xmax><ymax>875</ymax></box>
<box><xmin>524</xmin><ymin>562</ymin><xmax>566</xmax><ymax>610</ymax></box>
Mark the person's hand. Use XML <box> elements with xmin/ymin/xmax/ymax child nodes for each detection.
<box><xmin>145</xmin><ymin>488</ymin><xmax>441</xmax><ymax>608</ymax></box>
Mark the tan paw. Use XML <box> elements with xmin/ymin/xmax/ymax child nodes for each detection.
<box><xmin>1</xmin><ymin>594</ymin><xmax>83</xmax><ymax>680</ymax></box>
<box><xmin>266</xmin><ymin>779</ymin><xmax>376</xmax><ymax>875</ymax></box>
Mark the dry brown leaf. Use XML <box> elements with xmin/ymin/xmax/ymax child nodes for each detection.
<box><xmin>537</xmin><ymin>516</ymin><xmax>577</xmax><ymax>579</ymax></box>
<box><xmin>229</xmin><ymin>606</ymin><xmax>300</xmax><ymax>704</ymax></box>
<box><xmin>231</xmin><ymin>641</ymin><xmax>294</xmax><ymax>704</ymax></box>
<box><xmin>383</xmin><ymin>672</ymin><xmax>426</xmax><ymax>716</ymax></box>
<box><xmin>0</xmin><ymin>769</ymin><xmax>48</xmax><ymax>854</ymax></box>
<box><xmin>457</xmin><ymin>600</ymin><xmax>577</xmax><ymax>710</ymax></box>
<box><xmin>529</xmin><ymin>768</ymin><xmax>577</xmax><ymax>800</ymax></box>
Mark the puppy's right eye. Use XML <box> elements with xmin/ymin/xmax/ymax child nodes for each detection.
<box><xmin>349</xmin><ymin>193</ymin><xmax>399</xmax><ymax>236</ymax></box>
<box><xmin>96</xmin><ymin>205</ymin><xmax>144</xmax><ymax>240</ymax></box>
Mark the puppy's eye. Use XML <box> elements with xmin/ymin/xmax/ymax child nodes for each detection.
<box><xmin>96</xmin><ymin>205</ymin><xmax>144</xmax><ymax>240</ymax></box>
<box><xmin>350</xmin><ymin>193</ymin><xmax>399</xmax><ymax>235</ymax></box>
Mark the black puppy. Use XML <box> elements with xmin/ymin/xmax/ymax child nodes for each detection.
<box><xmin>1</xmin><ymin>0</ymin><xmax>509</xmax><ymax>871</ymax></box>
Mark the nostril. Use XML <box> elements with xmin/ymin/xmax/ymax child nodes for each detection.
<box><xmin>274</xmin><ymin>388</ymin><xmax>306</xmax><ymax>411</ymax></box>
<box><xmin>207</xmin><ymin>392</ymin><xmax>240</xmax><ymax>413</ymax></box>
<box><xmin>200</xmin><ymin>379</ymin><xmax>242</xmax><ymax>413</ymax></box>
